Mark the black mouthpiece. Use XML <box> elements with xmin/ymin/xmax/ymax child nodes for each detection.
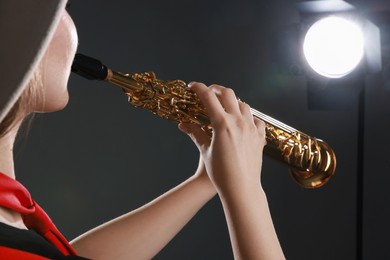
<box><xmin>71</xmin><ymin>53</ymin><xmax>108</xmax><ymax>80</ymax></box>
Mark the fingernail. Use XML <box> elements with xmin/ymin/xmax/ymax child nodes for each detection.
<box><xmin>188</xmin><ymin>81</ymin><xmax>197</xmax><ymax>88</ymax></box>
<box><xmin>178</xmin><ymin>123</ymin><xmax>189</xmax><ymax>134</ymax></box>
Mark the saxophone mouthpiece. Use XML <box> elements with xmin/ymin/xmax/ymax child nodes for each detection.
<box><xmin>71</xmin><ymin>53</ymin><xmax>108</xmax><ymax>80</ymax></box>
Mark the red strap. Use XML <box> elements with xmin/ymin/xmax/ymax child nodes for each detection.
<box><xmin>22</xmin><ymin>201</ymin><xmax>77</xmax><ymax>255</ymax></box>
<box><xmin>0</xmin><ymin>172</ymin><xmax>77</xmax><ymax>255</ymax></box>
<box><xmin>0</xmin><ymin>246</ymin><xmax>50</xmax><ymax>260</ymax></box>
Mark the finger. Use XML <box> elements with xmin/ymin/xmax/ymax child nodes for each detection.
<box><xmin>189</xmin><ymin>82</ymin><xmax>225</xmax><ymax>121</ymax></box>
<box><xmin>238</xmin><ymin>100</ymin><xmax>252</xmax><ymax>119</ymax></box>
<box><xmin>209</xmin><ymin>84</ymin><xmax>240</xmax><ymax>114</ymax></box>
<box><xmin>178</xmin><ymin>123</ymin><xmax>211</xmax><ymax>150</ymax></box>
<box><xmin>254</xmin><ymin>118</ymin><xmax>267</xmax><ymax>145</ymax></box>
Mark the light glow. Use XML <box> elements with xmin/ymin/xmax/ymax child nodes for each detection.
<box><xmin>303</xmin><ymin>16</ymin><xmax>364</xmax><ymax>78</ymax></box>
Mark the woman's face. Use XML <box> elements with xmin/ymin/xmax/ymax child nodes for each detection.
<box><xmin>35</xmin><ymin>10</ymin><xmax>78</xmax><ymax>112</ymax></box>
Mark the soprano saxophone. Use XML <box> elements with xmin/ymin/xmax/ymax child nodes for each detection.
<box><xmin>71</xmin><ymin>53</ymin><xmax>336</xmax><ymax>188</ymax></box>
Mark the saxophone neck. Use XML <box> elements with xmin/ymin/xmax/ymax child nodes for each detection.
<box><xmin>105</xmin><ymin>69</ymin><xmax>144</xmax><ymax>92</ymax></box>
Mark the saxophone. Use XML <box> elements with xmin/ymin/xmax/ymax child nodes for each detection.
<box><xmin>72</xmin><ymin>53</ymin><xmax>336</xmax><ymax>188</ymax></box>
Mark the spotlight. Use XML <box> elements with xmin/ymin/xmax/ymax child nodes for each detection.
<box><xmin>291</xmin><ymin>0</ymin><xmax>382</xmax><ymax>110</ymax></box>
<box><xmin>303</xmin><ymin>16</ymin><xmax>365</xmax><ymax>78</ymax></box>
<box><xmin>297</xmin><ymin>0</ymin><xmax>381</xmax><ymax>79</ymax></box>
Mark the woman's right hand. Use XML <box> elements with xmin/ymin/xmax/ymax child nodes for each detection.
<box><xmin>178</xmin><ymin>82</ymin><xmax>267</xmax><ymax>195</ymax></box>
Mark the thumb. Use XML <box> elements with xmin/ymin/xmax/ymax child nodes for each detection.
<box><xmin>178</xmin><ymin>123</ymin><xmax>211</xmax><ymax>150</ymax></box>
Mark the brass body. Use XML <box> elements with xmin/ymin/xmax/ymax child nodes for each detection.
<box><xmin>106</xmin><ymin>69</ymin><xmax>336</xmax><ymax>188</ymax></box>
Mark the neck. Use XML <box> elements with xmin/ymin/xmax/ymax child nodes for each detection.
<box><xmin>0</xmin><ymin>123</ymin><xmax>28</xmax><ymax>229</ymax></box>
<box><xmin>0</xmin><ymin>126</ymin><xmax>19</xmax><ymax>179</ymax></box>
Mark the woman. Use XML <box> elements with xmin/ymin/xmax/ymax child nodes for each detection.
<box><xmin>0</xmin><ymin>1</ymin><xmax>284</xmax><ymax>259</ymax></box>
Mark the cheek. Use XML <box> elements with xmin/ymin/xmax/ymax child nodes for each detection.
<box><xmin>38</xmin><ymin>13</ymin><xmax>78</xmax><ymax>112</ymax></box>
<box><xmin>40</xmin><ymin>51</ymin><xmax>69</xmax><ymax>112</ymax></box>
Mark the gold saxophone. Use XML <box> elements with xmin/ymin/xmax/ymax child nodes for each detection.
<box><xmin>72</xmin><ymin>54</ymin><xmax>336</xmax><ymax>188</ymax></box>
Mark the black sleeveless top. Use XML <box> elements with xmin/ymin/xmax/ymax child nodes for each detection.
<box><xmin>0</xmin><ymin>222</ymin><xmax>89</xmax><ymax>259</ymax></box>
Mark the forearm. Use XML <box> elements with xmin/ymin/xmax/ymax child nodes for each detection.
<box><xmin>219</xmin><ymin>183</ymin><xmax>285</xmax><ymax>260</ymax></box>
<box><xmin>71</xmin><ymin>174</ymin><xmax>216</xmax><ymax>260</ymax></box>
<box><xmin>178</xmin><ymin>83</ymin><xmax>283</xmax><ymax>259</ymax></box>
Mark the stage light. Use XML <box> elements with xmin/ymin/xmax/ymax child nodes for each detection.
<box><xmin>303</xmin><ymin>16</ymin><xmax>365</xmax><ymax>78</ymax></box>
<box><xmin>271</xmin><ymin>0</ymin><xmax>382</xmax><ymax>109</ymax></box>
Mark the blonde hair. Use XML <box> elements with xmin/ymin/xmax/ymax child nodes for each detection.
<box><xmin>0</xmin><ymin>65</ymin><xmax>43</xmax><ymax>138</ymax></box>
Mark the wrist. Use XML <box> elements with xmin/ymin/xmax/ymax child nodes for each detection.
<box><xmin>216</xmin><ymin>178</ymin><xmax>266</xmax><ymax>202</ymax></box>
<box><xmin>190</xmin><ymin>171</ymin><xmax>217</xmax><ymax>197</ymax></box>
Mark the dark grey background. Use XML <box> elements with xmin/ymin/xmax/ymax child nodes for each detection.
<box><xmin>14</xmin><ymin>0</ymin><xmax>390</xmax><ymax>259</ymax></box>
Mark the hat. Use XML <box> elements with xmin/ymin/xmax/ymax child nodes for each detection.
<box><xmin>0</xmin><ymin>0</ymin><xmax>67</xmax><ymax>123</ymax></box>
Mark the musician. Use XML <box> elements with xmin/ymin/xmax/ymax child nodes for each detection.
<box><xmin>0</xmin><ymin>1</ymin><xmax>284</xmax><ymax>259</ymax></box>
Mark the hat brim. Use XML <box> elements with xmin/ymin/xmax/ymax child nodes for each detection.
<box><xmin>0</xmin><ymin>0</ymin><xmax>68</xmax><ymax>123</ymax></box>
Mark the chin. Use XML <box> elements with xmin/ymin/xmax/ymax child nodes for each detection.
<box><xmin>37</xmin><ymin>92</ymin><xmax>70</xmax><ymax>113</ymax></box>
<box><xmin>48</xmin><ymin>96</ymin><xmax>70</xmax><ymax>112</ymax></box>
<box><xmin>50</xmin><ymin>101</ymin><xmax>69</xmax><ymax>112</ymax></box>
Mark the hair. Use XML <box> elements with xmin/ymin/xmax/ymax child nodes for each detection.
<box><xmin>0</xmin><ymin>65</ymin><xmax>43</xmax><ymax>138</ymax></box>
